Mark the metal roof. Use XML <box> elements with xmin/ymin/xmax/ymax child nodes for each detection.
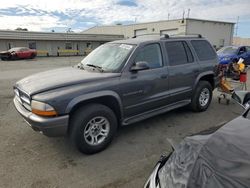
<box><xmin>0</xmin><ymin>30</ymin><xmax>124</xmax><ymax>41</ymax></box>
<box><xmin>83</xmin><ymin>18</ymin><xmax>235</xmax><ymax>32</ymax></box>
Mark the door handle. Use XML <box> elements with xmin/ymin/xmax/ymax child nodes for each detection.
<box><xmin>160</xmin><ymin>74</ymin><xmax>168</xmax><ymax>79</ymax></box>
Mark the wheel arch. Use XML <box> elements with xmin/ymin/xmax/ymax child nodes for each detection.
<box><xmin>194</xmin><ymin>72</ymin><xmax>215</xmax><ymax>90</ymax></box>
<box><xmin>66</xmin><ymin>91</ymin><xmax>123</xmax><ymax>124</ymax></box>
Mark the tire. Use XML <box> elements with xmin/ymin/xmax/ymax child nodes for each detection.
<box><xmin>70</xmin><ymin>103</ymin><xmax>117</xmax><ymax>154</ymax></box>
<box><xmin>1</xmin><ymin>57</ymin><xmax>6</xmax><ymax>61</ymax></box>
<box><xmin>190</xmin><ymin>81</ymin><xmax>213</xmax><ymax>112</ymax></box>
<box><xmin>30</xmin><ymin>53</ymin><xmax>36</xmax><ymax>59</ymax></box>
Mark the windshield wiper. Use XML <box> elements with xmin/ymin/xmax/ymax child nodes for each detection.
<box><xmin>86</xmin><ymin>64</ymin><xmax>104</xmax><ymax>72</ymax></box>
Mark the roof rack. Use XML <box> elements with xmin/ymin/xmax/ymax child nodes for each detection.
<box><xmin>160</xmin><ymin>33</ymin><xmax>202</xmax><ymax>40</ymax></box>
<box><xmin>132</xmin><ymin>33</ymin><xmax>202</xmax><ymax>39</ymax></box>
<box><xmin>132</xmin><ymin>33</ymin><xmax>161</xmax><ymax>38</ymax></box>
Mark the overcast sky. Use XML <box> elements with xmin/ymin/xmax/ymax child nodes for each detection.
<box><xmin>0</xmin><ymin>0</ymin><xmax>249</xmax><ymax>37</ymax></box>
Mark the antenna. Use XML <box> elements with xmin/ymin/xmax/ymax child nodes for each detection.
<box><xmin>235</xmin><ymin>16</ymin><xmax>239</xmax><ymax>36</ymax></box>
<box><xmin>168</xmin><ymin>13</ymin><xmax>170</xmax><ymax>20</ymax></box>
<box><xmin>182</xmin><ymin>10</ymin><xmax>185</xmax><ymax>20</ymax></box>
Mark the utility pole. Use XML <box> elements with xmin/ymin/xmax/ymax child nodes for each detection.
<box><xmin>235</xmin><ymin>16</ymin><xmax>239</xmax><ymax>36</ymax></box>
<box><xmin>187</xmin><ymin>8</ymin><xmax>190</xmax><ymax>18</ymax></box>
<box><xmin>168</xmin><ymin>13</ymin><xmax>170</xmax><ymax>20</ymax></box>
<box><xmin>182</xmin><ymin>10</ymin><xmax>185</xmax><ymax>23</ymax></box>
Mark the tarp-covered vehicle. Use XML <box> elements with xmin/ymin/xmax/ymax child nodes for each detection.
<box><xmin>145</xmin><ymin>92</ymin><xmax>250</xmax><ymax>188</ymax></box>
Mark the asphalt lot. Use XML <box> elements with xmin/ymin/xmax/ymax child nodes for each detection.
<box><xmin>0</xmin><ymin>56</ymin><xmax>248</xmax><ymax>188</ymax></box>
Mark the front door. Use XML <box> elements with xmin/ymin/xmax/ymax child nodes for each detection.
<box><xmin>120</xmin><ymin>43</ymin><xmax>169</xmax><ymax>117</ymax></box>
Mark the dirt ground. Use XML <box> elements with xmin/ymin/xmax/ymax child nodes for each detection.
<box><xmin>0</xmin><ymin>57</ymin><xmax>248</xmax><ymax>188</ymax></box>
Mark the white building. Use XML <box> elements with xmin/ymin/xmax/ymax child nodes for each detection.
<box><xmin>0</xmin><ymin>30</ymin><xmax>123</xmax><ymax>56</ymax></box>
<box><xmin>82</xmin><ymin>18</ymin><xmax>235</xmax><ymax>49</ymax></box>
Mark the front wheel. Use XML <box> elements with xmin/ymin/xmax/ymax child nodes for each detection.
<box><xmin>70</xmin><ymin>104</ymin><xmax>117</xmax><ymax>154</ymax></box>
<box><xmin>190</xmin><ymin>81</ymin><xmax>212</xmax><ymax>112</ymax></box>
<box><xmin>30</xmin><ymin>53</ymin><xmax>36</xmax><ymax>59</ymax></box>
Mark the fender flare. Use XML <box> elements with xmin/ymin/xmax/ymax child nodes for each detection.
<box><xmin>193</xmin><ymin>71</ymin><xmax>215</xmax><ymax>89</ymax></box>
<box><xmin>65</xmin><ymin>90</ymin><xmax>123</xmax><ymax>116</ymax></box>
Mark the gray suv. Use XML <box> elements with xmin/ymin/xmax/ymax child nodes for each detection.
<box><xmin>13</xmin><ymin>35</ymin><xmax>219</xmax><ymax>154</ymax></box>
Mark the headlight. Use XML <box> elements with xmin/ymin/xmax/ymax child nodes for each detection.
<box><xmin>31</xmin><ymin>100</ymin><xmax>57</xmax><ymax>117</ymax></box>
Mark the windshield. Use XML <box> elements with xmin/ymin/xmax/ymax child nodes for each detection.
<box><xmin>217</xmin><ymin>46</ymin><xmax>238</xmax><ymax>54</ymax></box>
<box><xmin>80</xmin><ymin>43</ymin><xmax>134</xmax><ymax>72</ymax></box>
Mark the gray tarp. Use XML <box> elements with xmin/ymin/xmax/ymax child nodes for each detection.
<box><xmin>158</xmin><ymin>114</ymin><xmax>250</xmax><ymax>188</ymax></box>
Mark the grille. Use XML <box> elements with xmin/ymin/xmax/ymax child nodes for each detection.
<box><xmin>14</xmin><ymin>88</ymin><xmax>31</xmax><ymax>111</ymax></box>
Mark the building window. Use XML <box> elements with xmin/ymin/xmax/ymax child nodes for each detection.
<box><xmin>65</xmin><ymin>42</ymin><xmax>72</xmax><ymax>49</ymax></box>
<box><xmin>28</xmin><ymin>42</ymin><xmax>36</xmax><ymax>49</ymax></box>
<box><xmin>87</xmin><ymin>42</ymin><xmax>92</xmax><ymax>48</ymax></box>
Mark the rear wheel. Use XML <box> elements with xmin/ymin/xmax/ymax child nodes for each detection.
<box><xmin>70</xmin><ymin>104</ymin><xmax>117</xmax><ymax>154</ymax></box>
<box><xmin>191</xmin><ymin>81</ymin><xmax>212</xmax><ymax>112</ymax></box>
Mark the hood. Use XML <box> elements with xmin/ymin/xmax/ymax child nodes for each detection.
<box><xmin>0</xmin><ymin>51</ymin><xmax>10</xmax><ymax>54</ymax></box>
<box><xmin>217</xmin><ymin>53</ymin><xmax>236</xmax><ymax>64</ymax></box>
<box><xmin>15</xmin><ymin>67</ymin><xmax>120</xmax><ymax>95</ymax></box>
<box><xmin>217</xmin><ymin>53</ymin><xmax>234</xmax><ymax>59</ymax></box>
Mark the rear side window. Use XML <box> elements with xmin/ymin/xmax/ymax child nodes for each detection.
<box><xmin>165</xmin><ymin>41</ymin><xmax>193</xmax><ymax>66</ymax></box>
<box><xmin>134</xmin><ymin>43</ymin><xmax>163</xmax><ymax>69</ymax></box>
<box><xmin>191</xmin><ymin>40</ymin><xmax>216</xmax><ymax>61</ymax></box>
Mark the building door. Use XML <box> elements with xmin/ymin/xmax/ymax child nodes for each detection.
<box><xmin>134</xmin><ymin>29</ymin><xmax>147</xmax><ymax>37</ymax></box>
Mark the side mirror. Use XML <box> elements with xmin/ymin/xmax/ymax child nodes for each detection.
<box><xmin>232</xmin><ymin>91</ymin><xmax>250</xmax><ymax>109</ymax></box>
<box><xmin>130</xmin><ymin>61</ymin><xmax>150</xmax><ymax>72</ymax></box>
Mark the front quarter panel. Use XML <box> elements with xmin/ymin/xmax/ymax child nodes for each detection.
<box><xmin>31</xmin><ymin>76</ymin><xmax>122</xmax><ymax>115</ymax></box>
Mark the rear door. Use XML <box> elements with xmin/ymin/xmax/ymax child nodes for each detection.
<box><xmin>120</xmin><ymin>43</ymin><xmax>169</xmax><ymax>117</ymax></box>
<box><xmin>165</xmin><ymin>41</ymin><xmax>199</xmax><ymax>103</ymax></box>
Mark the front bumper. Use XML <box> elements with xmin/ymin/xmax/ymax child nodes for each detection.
<box><xmin>13</xmin><ymin>96</ymin><xmax>69</xmax><ymax>137</ymax></box>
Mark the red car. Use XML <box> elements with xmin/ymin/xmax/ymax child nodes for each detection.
<box><xmin>0</xmin><ymin>47</ymin><xmax>37</xmax><ymax>60</ymax></box>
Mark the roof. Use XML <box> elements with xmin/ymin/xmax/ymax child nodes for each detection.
<box><xmin>0</xmin><ymin>30</ymin><xmax>124</xmax><ymax>41</ymax></box>
<box><xmin>83</xmin><ymin>18</ymin><xmax>235</xmax><ymax>32</ymax></box>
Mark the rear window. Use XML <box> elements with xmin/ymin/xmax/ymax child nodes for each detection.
<box><xmin>191</xmin><ymin>40</ymin><xmax>216</xmax><ymax>61</ymax></box>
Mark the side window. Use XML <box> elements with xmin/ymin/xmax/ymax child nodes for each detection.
<box><xmin>134</xmin><ymin>43</ymin><xmax>163</xmax><ymax>69</ymax></box>
<box><xmin>246</xmin><ymin>46</ymin><xmax>250</xmax><ymax>52</ymax></box>
<box><xmin>239</xmin><ymin>47</ymin><xmax>246</xmax><ymax>54</ymax></box>
<box><xmin>165</xmin><ymin>41</ymin><xmax>193</xmax><ymax>66</ymax></box>
<box><xmin>191</xmin><ymin>40</ymin><xmax>216</xmax><ymax>61</ymax></box>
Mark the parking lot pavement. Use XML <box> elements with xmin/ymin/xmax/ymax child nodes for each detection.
<box><xmin>0</xmin><ymin>57</ymin><xmax>248</xmax><ymax>188</ymax></box>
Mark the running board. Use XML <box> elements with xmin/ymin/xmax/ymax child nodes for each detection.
<box><xmin>122</xmin><ymin>100</ymin><xmax>191</xmax><ymax>126</ymax></box>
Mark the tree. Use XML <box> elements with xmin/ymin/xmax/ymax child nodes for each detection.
<box><xmin>15</xmin><ymin>27</ymin><xmax>28</xmax><ymax>31</ymax></box>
